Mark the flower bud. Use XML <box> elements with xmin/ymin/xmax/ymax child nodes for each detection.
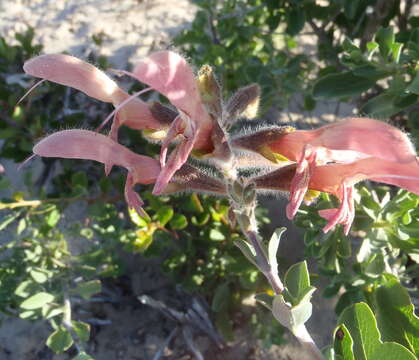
<box><xmin>243</xmin><ymin>182</ymin><xmax>257</xmax><ymax>205</ymax></box>
<box><xmin>224</xmin><ymin>84</ymin><xmax>261</xmax><ymax>125</ymax></box>
<box><xmin>197</xmin><ymin>64</ymin><xmax>222</xmax><ymax>118</ymax></box>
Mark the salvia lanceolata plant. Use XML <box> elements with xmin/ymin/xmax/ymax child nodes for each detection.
<box><xmin>22</xmin><ymin>51</ymin><xmax>419</xmax><ymax>359</ymax></box>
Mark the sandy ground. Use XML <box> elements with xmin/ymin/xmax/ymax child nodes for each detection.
<box><xmin>0</xmin><ymin>1</ymin><xmax>339</xmax><ymax>359</ymax></box>
<box><xmin>0</xmin><ymin>0</ymin><xmax>197</xmax><ymax>68</ymax></box>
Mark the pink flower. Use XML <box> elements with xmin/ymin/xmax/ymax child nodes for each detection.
<box><xmin>32</xmin><ymin>130</ymin><xmax>226</xmax><ymax>215</ymax></box>
<box><xmin>236</xmin><ymin>118</ymin><xmax>419</xmax><ymax>234</ymax></box>
<box><xmin>308</xmin><ymin>157</ymin><xmax>419</xmax><ymax>234</ymax></box>
<box><xmin>23</xmin><ymin>54</ymin><xmax>166</xmax><ymax>138</ymax></box>
<box><xmin>24</xmin><ymin>52</ymin><xmax>220</xmax><ymax>195</ymax></box>
<box><xmin>33</xmin><ymin>129</ymin><xmax>160</xmax><ymax>216</ymax></box>
<box><xmin>129</xmin><ymin>51</ymin><xmax>215</xmax><ymax>194</ymax></box>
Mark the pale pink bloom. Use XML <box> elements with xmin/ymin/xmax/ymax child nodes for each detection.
<box><xmin>33</xmin><ymin>129</ymin><xmax>160</xmax><ymax>216</ymax></box>
<box><xmin>130</xmin><ymin>51</ymin><xmax>214</xmax><ymax>195</ymax></box>
<box><xmin>32</xmin><ymin>130</ymin><xmax>226</xmax><ymax>214</ymax></box>
<box><xmin>237</xmin><ymin>118</ymin><xmax>419</xmax><ymax>234</ymax></box>
<box><xmin>23</xmin><ymin>54</ymin><xmax>164</xmax><ymax>137</ymax></box>
<box><xmin>24</xmin><ymin>52</ymin><xmax>217</xmax><ymax>195</ymax></box>
<box><xmin>308</xmin><ymin>157</ymin><xmax>419</xmax><ymax>234</ymax></box>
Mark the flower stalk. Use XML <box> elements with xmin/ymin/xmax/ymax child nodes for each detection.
<box><xmin>222</xmin><ymin>156</ymin><xmax>323</xmax><ymax>359</ymax></box>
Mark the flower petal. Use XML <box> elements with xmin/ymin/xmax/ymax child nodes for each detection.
<box><xmin>24</xmin><ymin>54</ymin><xmax>120</xmax><ymax>103</ymax></box>
<box><xmin>233</xmin><ymin>118</ymin><xmax>417</xmax><ymax>165</ymax></box>
<box><xmin>318</xmin><ymin>184</ymin><xmax>355</xmax><ymax>235</ymax></box>
<box><xmin>133</xmin><ymin>51</ymin><xmax>201</xmax><ymax>115</ymax></box>
<box><xmin>153</xmin><ymin>125</ymin><xmax>198</xmax><ymax>195</ymax></box>
<box><xmin>133</xmin><ymin>51</ymin><xmax>214</xmax><ymax>152</ymax></box>
<box><xmin>286</xmin><ymin>144</ymin><xmax>370</xmax><ymax>219</ymax></box>
<box><xmin>33</xmin><ymin>129</ymin><xmax>161</xmax><ymax>215</ymax></box>
<box><xmin>24</xmin><ymin>55</ymin><xmax>163</xmax><ymax>135</ymax></box>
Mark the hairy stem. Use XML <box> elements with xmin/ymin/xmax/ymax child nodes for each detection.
<box><xmin>221</xmin><ymin>156</ymin><xmax>323</xmax><ymax>359</ymax></box>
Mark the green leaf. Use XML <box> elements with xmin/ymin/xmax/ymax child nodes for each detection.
<box><xmin>361</xmin><ymin>92</ymin><xmax>405</xmax><ymax>118</ymax></box>
<box><xmin>286</xmin><ymin>8</ymin><xmax>305</xmax><ymax>36</ymax></box>
<box><xmin>209</xmin><ymin>228</ymin><xmax>225</xmax><ymax>241</ymax></box>
<box><xmin>268</xmin><ymin>227</ymin><xmax>286</xmax><ymax>270</ymax></box>
<box><xmin>212</xmin><ymin>282</ymin><xmax>230</xmax><ymax>312</ymax></box>
<box><xmin>46</xmin><ymin>327</ymin><xmax>73</xmax><ymax>354</ymax></box>
<box><xmin>337</xmin><ymin>236</ymin><xmax>351</xmax><ymax>258</ymax></box>
<box><xmin>335</xmin><ymin>290</ymin><xmax>365</xmax><ymax>316</ymax></box>
<box><xmin>272</xmin><ymin>294</ymin><xmax>312</xmax><ymax>330</ymax></box>
<box><xmin>46</xmin><ymin>209</ymin><xmax>61</xmax><ymax>228</ymax></box>
<box><xmin>42</xmin><ymin>304</ymin><xmax>64</xmax><ymax>319</ymax></box>
<box><xmin>407</xmin><ymin>71</ymin><xmax>419</xmax><ymax>95</ymax></box>
<box><xmin>289</xmin><ymin>298</ymin><xmax>313</xmax><ymax>328</ymax></box>
<box><xmin>14</xmin><ymin>280</ymin><xmax>40</xmax><ymax>298</ymax></box>
<box><xmin>364</xmin><ymin>253</ymin><xmax>385</xmax><ymax>278</ymax></box>
<box><xmin>191</xmin><ymin>212</ymin><xmax>210</xmax><ymax>226</ymax></box>
<box><xmin>169</xmin><ymin>214</ymin><xmax>188</xmax><ymax>230</ymax></box>
<box><xmin>73</xmin><ymin>280</ymin><xmax>101</xmax><ymax>300</ymax></box>
<box><xmin>376</xmin><ymin>27</ymin><xmax>395</xmax><ymax>58</ymax></box>
<box><xmin>234</xmin><ymin>239</ymin><xmax>257</xmax><ymax>266</ymax></box>
<box><xmin>19</xmin><ymin>310</ymin><xmax>37</xmax><ymax>320</ymax></box>
<box><xmin>313</xmin><ymin>72</ymin><xmax>377</xmax><ymax>99</ymax></box>
<box><xmin>370</xmin><ymin>342</ymin><xmax>416</xmax><ymax>360</ymax></box>
<box><xmin>323</xmin><ymin>346</ymin><xmax>343</xmax><ymax>360</ymax></box>
<box><xmin>71</xmin><ymin>171</ymin><xmax>88</xmax><ymax>188</ymax></box>
<box><xmin>72</xmin><ymin>352</ymin><xmax>94</xmax><ymax>360</ymax></box>
<box><xmin>17</xmin><ymin>218</ymin><xmax>26</xmax><ymax>235</ymax></box>
<box><xmin>352</xmin><ymin>65</ymin><xmax>391</xmax><ymax>79</ymax></box>
<box><xmin>80</xmin><ymin>228</ymin><xmax>94</xmax><ymax>239</ymax></box>
<box><xmin>155</xmin><ymin>206</ymin><xmax>174</xmax><ymax>226</ymax></box>
<box><xmin>391</xmin><ymin>43</ymin><xmax>403</xmax><ymax>63</ymax></box>
<box><xmin>0</xmin><ymin>211</ymin><xmax>20</xmax><ymax>231</ymax></box>
<box><xmin>128</xmin><ymin>207</ymin><xmax>148</xmax><ymax>227</ymax></box>
<box><xmin>338</xmin><ymin>303</ymin><xmax>381</xmax><ymax>360</ymax></box>
<box><xmin>284</xmin><ymin>261</ymin><xmax>310</xmax><ymax>304</ymax></box>
<box><xmin>72</xmin><ymin>321</ymin><xmax>90</xmax><ymax>343</ymax></box>
<box><xmin>334</xmin><ymin>324</ymin><xmax>355</xmax><ymax>360</ymax></box>
<box><xmin>366</xmin><ymin>41</ymin><xmax>379</xmax><ymax>56</ymax></box>
<box><xmin>373</xmin><ymin>275</ymin><xmax>419</xmax><ymax>356</ymax></box>
<box><xmin>30</xmin><ymin>268</ymin><xmax>49</xmax><ymax>284</ymax></box>
<box><xmin>20</xmin><ymin>292</ymin><xmax>55</xmax><ymax>310</ymax></box>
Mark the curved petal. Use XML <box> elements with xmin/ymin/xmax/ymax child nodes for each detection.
<box><xmin>109</xmin><ymin>90</ymin><xmax>164</xmax><ymax>132</ymax></box>
<box><xmin>236</xmin><ymin>118</ymin><xmax>417</xmax><ymax>166</ymax></box>
<box><xmin>33</xmin><ymin>129</ymin><xmax>161</xmax><ymax>215</ymax></box>
<box><xmin>309</xmin><ymin>157</ymin><xmax>419</xmax><ymax>195</ymax></box>
<box><xmin>24</xmin><ymin>54</ymin><xmax>120</xmax><ymax>103</ymax></box>
<box><xmin>153</xmin><ymin>123</ymin><xmax>198</xmax><ymax>195</ymax></box>
<box><xmin>271</xmin><ymin>118</ymin><xmax>416</xmax><ymax>164</ymax></box>
<box><xmin>24</xmin><ymin>55</ymin><xmax>163</xmax><ymax>134</ymax></box>
<box><xmin>133</xmin><ymin>51</ymin><xmax>201</xmax><ymax>115</ymax></box>
<box><xmin>318</xmin><ymin>184</ymin><xmax>355</xmax><ymax>235</ymax></box>
<box><xmin>132</xmin><ymin>51</ymin><xmax>214</xmax><ymax>150</ymax></box>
